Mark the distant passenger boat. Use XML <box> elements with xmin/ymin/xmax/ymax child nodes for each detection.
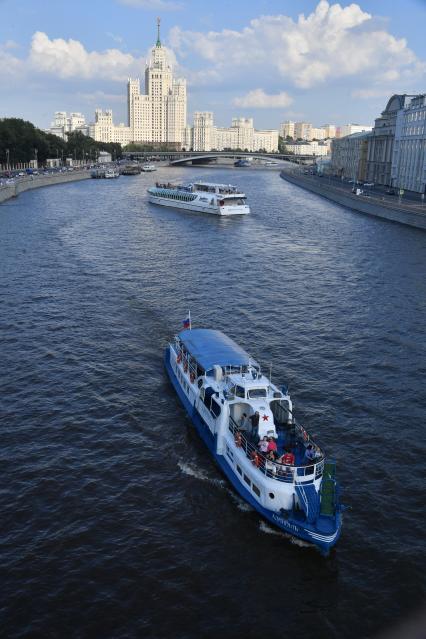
<box><xmin>104</xmin><ymin>167</ymin><xmax>120</xmax><ymax>178</ymax></box>
<box><xmin>141</xmin><ymin>164</ymin><xmax>157</xmax><ymax>172</ymax></box>
<box><xmin>234</xmin><ymin>159</ymin><xmax>251</xmax><ymax>167</ymax></box>
<box><xmin>121</xmin><ymin>165</ymin><xmax>141</xmax><ymax>175</ymax></box>
<box><xmin>147</xmin><ymin>181</ymin><xmax>249</xmax><ymax>216</ymax></box>
<box><xmin>165</xmin><ymin>326</ymin><xmax>343</xmax><ymax>554</ymax></box>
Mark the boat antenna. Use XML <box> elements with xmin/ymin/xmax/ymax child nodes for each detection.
<box><xmin>188</xmin><ymin>310</ymin><xmax>191</xmax><ymax>330</ymax></box>
<box><xmin>269</xmin><ymin>362</ymin><xmax>272</xmax><ymax>383</ymax></box>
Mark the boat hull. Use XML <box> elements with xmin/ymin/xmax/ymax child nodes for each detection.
<box><xmin>164</xmin><ymin>346</ymin><xmax>341</xmax><ymax>554</ymax></box>
<box><xmin>149</xmin><ymin>194</ymin><xmax>249</xmax><ymax>216</ymax></box>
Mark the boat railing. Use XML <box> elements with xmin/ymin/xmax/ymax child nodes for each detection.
<box><xmin>229</xmin><ymin>416</ymin><xmax>322</xmax><ymax>484</ymax></box>
<box><xmin>229</xmin><ymin>417</ymin><xmax>293</xmax><ymax>483</ymax></box>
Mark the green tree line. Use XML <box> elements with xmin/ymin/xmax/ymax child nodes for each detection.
<box><xmin>0</xmin><ymin>118</ymin><xmax>122</xmax><ymax>166</ymax></box>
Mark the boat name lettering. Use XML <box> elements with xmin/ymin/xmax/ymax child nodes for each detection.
<box><xmin>272</xmin><ymin>513</ymin><xmax>299</xmax><ymax>533</ymax></box>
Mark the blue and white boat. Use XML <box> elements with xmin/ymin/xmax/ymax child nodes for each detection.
<box><xmin>165</xmin><ymin>326</ymin><xmax>343</xmax><ymax>554</ymax></box>
<box><xmin>148</xmin><ymin>181</ymin><xmax>249</xmax><ymax>216</ymax></box>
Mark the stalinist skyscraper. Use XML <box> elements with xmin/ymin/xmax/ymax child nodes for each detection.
<box><xmin>127</xmin><ymin>18</ymin><xmax>187</xmax><ymax>146</ymax></box>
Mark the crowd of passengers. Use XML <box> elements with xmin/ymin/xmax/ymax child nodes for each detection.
<box><xmin>236</xmin><ymin>411</ymin><xmax>322</xmax><ymax>468</ymax></box>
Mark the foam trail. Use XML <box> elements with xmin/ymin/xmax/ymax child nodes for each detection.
<box><xmin>178</xmin><ymin>461</ymin><xmax>226</xmax><ymax>488</ymax></box>
<box><xmin>259</xmin><ymin>521</ymin><xmax>312</xmax><ymax>548</ymax></box>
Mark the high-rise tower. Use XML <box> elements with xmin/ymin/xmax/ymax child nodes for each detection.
<box><xmin>127</xmin><ymin>19</ymin><xmax>187</xmax><ymax>146</ymax></box>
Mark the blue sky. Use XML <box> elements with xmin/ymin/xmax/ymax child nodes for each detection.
<box><xmin>1</xmin><ymin>0</ymin><xmax>425</xmax><ymax>131</ymax></box>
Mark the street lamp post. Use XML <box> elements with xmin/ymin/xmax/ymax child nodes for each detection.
<box><xmin>6</xmin><ymin>148</ymin><xmax>10</xmax><ymax>170</ymax></box>
<box><xmin>34</xmin><ymin>148</ymin><xmax>38</xmax><ymax>169</ymax></box>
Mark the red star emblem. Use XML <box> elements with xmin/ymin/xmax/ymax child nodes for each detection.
<box><xmin>262</xmin><ymin>414</ymin><xmax>268</xmax><ymax>421</ymax></box>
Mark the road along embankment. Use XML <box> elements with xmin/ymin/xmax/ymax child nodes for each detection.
<box><xmin>280</xmin><ymin>171</ymin><xmax>426</xmax><ymax>232</ymax></box>
<box><xmin>0</xmin><ymin>171</ymin><xmax>92</xmax><ymax>205</ymax></box>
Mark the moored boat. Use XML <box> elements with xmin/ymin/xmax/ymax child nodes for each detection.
<box><xmin>148</xmin><ymin>181</ymin><xmax>249</xmax><ymax>216</ymax></box>
<box><xmin>165</xmin><ymin>325</ymin><xmax>343</xmax><ymax>554</ymax></box>
<box><xmin>121</xmin><ymin>164</ymin><xmax>141</xmax><ymax>175</ymax></box>
<box><xmin>142</xmin><ymin>163</ymin><xmax>157</xmax><ymax>172</ymax></box>
<box><xmin>234</xmin><ymin>159</ymin><xmax>251</xmax><ymax>167</ymax></box>
<box><xmin>104</xmin><ymin>167</ymin><xmax>120</xmax><ymax>178</ymax></box>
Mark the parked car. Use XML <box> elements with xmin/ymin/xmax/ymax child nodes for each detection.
<box><xmin>386</xmin><ymin>188</ymin><xmax>396</xmax><ymax>195</ymax></box>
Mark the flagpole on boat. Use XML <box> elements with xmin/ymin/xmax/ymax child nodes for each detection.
<box><xmin>188</xmin><ymin>310</ymin><xmax>191</xmax><ymax>330</ymax></box>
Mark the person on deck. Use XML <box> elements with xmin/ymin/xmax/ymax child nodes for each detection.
<box><xmin>238</xmin><ymin>412</ymin><xmax>250</xmax><ymax>433</ymax></box>
<box><xmin>267</xmin><ymin>437</ymin><xmax>278</xmax><ymax>458</ymax></box>
<box><xmin>258</xmin><ymin>436</ymin><xmax>269</xmax><ymax>454</ymax></box>
<box><xmin>249</xmin><ymin>411</ymin><xmax>260</xmax><ymax>441</ymax></box>
<box><xmin>305</xmin><ymin>444</ymin><xmax>317</xmax><ymax>463</ymax></box>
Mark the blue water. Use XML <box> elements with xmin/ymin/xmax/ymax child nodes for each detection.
<box><xmin>1</xmin><ymin>168</ymin><xmax>425</xmax><ymax>638</ymax></box>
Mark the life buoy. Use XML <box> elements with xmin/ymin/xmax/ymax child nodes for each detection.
<box><xmin>184</xmin><ymin>362</ymin><xmax>188</xmax><ymax>373</ymax></box>
<box><xmin>251</xmin><ymin>451</ymin><xmax>261</xmax><ymax>467</ymax></box>
<box><xmin>302</xmin><ymin>429</ymin><xmax>308</xmax><ymax>441</ymax></box>
<box><xmin>190</xmin><ymin>372</ymin><xmax>195</xmax><ymax>383</ymax></box>
<box><xmin>176</xmin><ymin>353</ymin><xmax>182</xmax><ymax>364</ymax></box>
<box><xmin>234</xmin><ymin>432</ymin><xmax>242</xmax><ymax>447</ymax></box>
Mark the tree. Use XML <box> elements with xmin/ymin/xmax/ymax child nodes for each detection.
<box><xmin>0</xmin><ymin>118</ymin><xmax>122</xmax><ymax>167</ymax></box>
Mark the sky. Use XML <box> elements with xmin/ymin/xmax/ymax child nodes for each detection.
<box><xmin>0</xmin><ymin>0</ymin><xmax>425</xmax><ymax>131</ymax></box>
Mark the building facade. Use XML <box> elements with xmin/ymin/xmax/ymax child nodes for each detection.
<box><xmin>127</xmin><ymin>19</ymin><xmax>186</xmax><ymax>146</ymax></box>
<box><xmin>366</xmin><ymin>95</ymin><xmax>414</xmax><ymax>186</ymax></box>
<box><xmin>189</xmin><ymin>114</ymin><xmax>278</xmax><ymax>152</ymax></box>
<box><xmin>339</xmin><ymin>123</ymin><xmax>372</xmax><ymax>138</ymax></box>
<box><xmin>285</xmin><ymin>141</ymin><xmax>330</xmax><ymax>156</ymax></box>
<box><xmin>90</xmin><ymin>20</ymin><xmax>186</xmax><ymax>147</ymax></box>
<box><xmin>328</xmin><ymin>93</ymin><xmax>426</xmax><ymax>193</ymax></box>
<box><xmin>89</xmin><ymin>109</ymin><xmax>131</xmax><ymax>145</ymax></box>
<box><xmin>48</xmin><ymin>111</ymin><xmax>89</xmax><ymax>139</ymax></box>
<box><xmin>391</xmin><ymin>94</ymin><xmax>426</xmax><ymax>194</ymax></box>
<box><xmin>192</xmin><ymin>112</ymin><xmax>214</xmax><ymax>151</ymax></box>
<box><xmin>330</xmin><ymin>131</ymin><xmax>371</xmax><ymax>181</ymax></box>
<box><xmin>294</xmin><ymin>122</ymin><xmax>312</xmax><ymax>141</ymax></box>
<box><xmin>280</xmin><ymin>120</ymin><xmax>295</xmax><ymax>139</ymax></box>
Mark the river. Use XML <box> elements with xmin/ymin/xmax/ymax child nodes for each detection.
<box><xmin>1</xmin><ymin>166</ymin><xmax>425</xmax><ymax>638</ymax></box>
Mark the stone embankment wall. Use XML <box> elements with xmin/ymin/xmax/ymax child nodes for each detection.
<box><xmin>0</xmin><ymin>171</ymin><xmax>91</xmax><ymax>205</ymax></box>
<box><xmin>280</xmin><ymin>171</ymin><xmax>426</xmax><ymax>232</ymax></box>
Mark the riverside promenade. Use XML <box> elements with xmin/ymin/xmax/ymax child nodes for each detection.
<box><xmin>0</xmin><ymin>169</ymin><xmax>91</xmax><ymax>205</ymax></box>
<box><xmin>280</xmin><ymin>168</ymin><xmax>426</xmax><ymax>231</ymax></box>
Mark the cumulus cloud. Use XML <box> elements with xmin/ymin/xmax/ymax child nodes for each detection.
<box><xmin>233</xmin><ymin>89</ymin><xmax>293</xmax><ymax>108</ymax></box>
<box><xmin>169</xmin><ymin>0</ymin><xmax>426</xmax><ymax>89</ymax></box>
<box><xmin>29</xmin><ymin>31</ymin><xmax>144</xmax><ymax>82</ymax></box>
<box><xmin>76</xmin><ymin>90</ymin><xmax>127</xmax><ymax>104</ymax></box>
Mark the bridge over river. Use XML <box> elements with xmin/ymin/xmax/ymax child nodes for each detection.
<box><xmin>122</xmin><ymin>150</ymin><xmax>314</xmax><ymax>166</ymax></box>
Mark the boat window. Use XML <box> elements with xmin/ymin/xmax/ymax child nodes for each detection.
<box><xmin>248</xmin><ymin>388</ymin><xmax>267</xmax><ymax>399</ymax></box>
<box><xmin>235</xmin><ymin>385</ymin><xmax>245</xmax><ymax>398</ymax></box>
<box><xmin>252</xmin><ymin>484</ymin><xmax>260</xmax><ymax>497</ymax></box>
<box><xmin>243</xmin><ymin>474</ymin><xmax>251</xmax><ymax>486</ymax></box>
<box><xmin>236</xmin><ymin>465</ymin><xmax>242</xmax><ymax>475</ymax></box>
<box><xmin>211</xmin><ymin>399</ymin><xmax>221</xmax><ymax>418</ymax></box>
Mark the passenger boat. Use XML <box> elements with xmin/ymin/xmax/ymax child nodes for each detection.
<box><xmin>147</xmin><ymin>181</ymin><xmax>249</xmax><ymax>216</ymax></box>
<box><xmin>104</xmin><ymin>167</ymin><xmax>120</xmax><ymax>178</ymax></box>
<box><xmin>141</xmin><ymin>163</ymin><xmax>157</xmax><ymax>172</ymax></box>
<box><xmin>165</xmin><ymin>326</ymin><xmax>343</xmax><ymax>554</ymax></box>
<box><xmin>121</xmin><ymin>164</ymin><xmax>141</xmax><ymax>176</ymax></box>
<box><xmin>234</xmin><ymin>159</ymin><xmax>251</xmax><ymax>167</ymax></box>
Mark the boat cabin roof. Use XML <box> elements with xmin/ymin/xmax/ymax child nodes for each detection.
<box><xmin>178</xmin><ymin>328</ymin><xmax>258</xmax><ymax>371</ymax></box>
<box><xmin>194</xmin><ymin>182</ymin><xmax>237</xmax><ymax>189</ymax></box>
